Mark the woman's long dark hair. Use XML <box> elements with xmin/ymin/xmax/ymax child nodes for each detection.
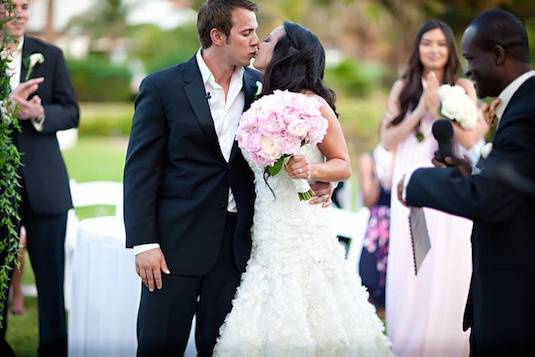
<box><xmin>390</xmin><ymin>20</ymin><xmax>460</xmax><ymax>126</ymax></box>
<box><xmin>261</xmin><ymin>21</ymin><xmax>338</xmax><ymax>116</ymax></box>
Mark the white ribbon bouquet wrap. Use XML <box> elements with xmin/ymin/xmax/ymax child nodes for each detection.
<box><xmin>236</xmin><ymin>90</ymin><xmax>328</xmax><ymax>200</ymax></box>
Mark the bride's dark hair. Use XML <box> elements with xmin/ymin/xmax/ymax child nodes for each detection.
<box><xmin>261</xmin><ymin>21</ymin><xmax>338</xmax><ymax>117</ymax></box>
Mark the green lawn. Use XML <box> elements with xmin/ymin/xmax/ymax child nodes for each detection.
<box><xmin>62</xmin><ymin>136</ymin><xmax>127</xmax><ymax>183</ymax></box>
<box><xmin>5</xmin><ymin>297</ymin><xmax>38</xmax><ymax>357</ymax></box>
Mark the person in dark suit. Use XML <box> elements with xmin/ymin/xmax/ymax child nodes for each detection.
<box><xmin>398</xmin><ymin>9</ymin><xmax>535</xmax><ymax>356</ymax></box>
<box><xmin>123</xmin><ymin>1</ymin><xmax>332</xmax><ymax>356</ymax></box>
<box><xmin>1</xmin><ymin>0</ymin><xmax>79</xmax><ymax>355</ymax></box>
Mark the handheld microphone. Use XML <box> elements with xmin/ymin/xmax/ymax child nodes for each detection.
<box><xmin>205</xmin><ymin>92</ymin><xmax>212</xmax><ymax>100</ymax></box>
<box><xmin>432</xmin><ymin>119</ymin><xmax>454</xmax><ymax>162</ymax></box>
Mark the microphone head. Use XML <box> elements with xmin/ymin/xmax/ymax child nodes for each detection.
<box><xmin>432</xmin><ymin>119</ymin><xmax>454</xmax><ymax>142</ymax></box>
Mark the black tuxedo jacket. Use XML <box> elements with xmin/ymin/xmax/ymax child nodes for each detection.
<box><xmin>124</xmin><ymin>56</ymin><xmax>261</xmax><ymax>276</ymax></box>
<box><xmin>406</xmin><ymin>76</ymin><xmax>535</xmax><ymax>355</ymax></box>
<box><xmin>15</xmin><ymin>36</ymin><xmax>79</xmax><ymax>215</ymax></box>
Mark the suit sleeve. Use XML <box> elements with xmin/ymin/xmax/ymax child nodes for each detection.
<box><xmin>406</xmin><ymin>112</ymin><xmax>534</xmax><ymax>223</ymax></box>
<box><xmin>41</xmin><ymin>47</ymin><xmax>80</xmax><ymax>133</ymax></box>
<box><xmin>123</xmin><ymin>78</ymin><xmax>167</xmax><ymax>247</ymax></box>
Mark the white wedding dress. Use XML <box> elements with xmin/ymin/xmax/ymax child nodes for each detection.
<box><xmin>214</xmin><ymin>144</ymin><xmax>392</xmax><ymax>356</ymax></box>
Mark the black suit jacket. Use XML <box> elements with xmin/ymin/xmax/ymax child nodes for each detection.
<box><xmin>15</xmin><ymin>36</ymin><xmax>79</xmax><ymax>215</ymax></box>
<box><xmin>406</xmin><ymin>76</ymin><xmax>535</xmax><ymax>355</ymax></box>
<box><xmin>123</xmin><ymin>56</ymin><xmax>260</xmax><ymax>276</ymax></box>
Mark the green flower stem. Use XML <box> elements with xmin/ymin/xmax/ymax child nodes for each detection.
<box><xmin>298</xmin><ymin>190</ymin><xmax>314</xmax><ymax>201</ymax></box>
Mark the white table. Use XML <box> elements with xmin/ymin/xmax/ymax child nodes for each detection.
<box><xmin>68</xmin><ymin>216</ymin><xmax>196</xmax><ymax>356</ymax></box>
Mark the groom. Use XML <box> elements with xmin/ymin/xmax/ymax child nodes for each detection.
<box><xmin>124</xmin><ymin>1</ymin><xmax>332</xmax><ymax>355</ymax></box>
<box><xmin>399</xmin><ymin>9</ymin><xmax>534</xmax><ymax>356</ymax></box>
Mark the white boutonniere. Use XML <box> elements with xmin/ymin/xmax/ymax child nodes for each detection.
<box><xmin>254</xmin><ymin>80</ymin><xmax>263</xmax><ymax>99</ymax></box>
<box><xmin>24</xmin><ymin>53</ymin><xmax>45</xmax><ymax>81</ymax></box>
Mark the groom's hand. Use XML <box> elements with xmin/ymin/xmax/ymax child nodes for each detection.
<box><xmin>310</xmin><ymin>182</ymin><xmax>333</xmax><ymax>207</ymax></box>
<box><xmin>135</xmin><ymin>248</ymin><xmax>171</xmax><ymax>292</ymax></box>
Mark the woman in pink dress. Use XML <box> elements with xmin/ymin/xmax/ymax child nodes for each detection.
<box><xmin>380</xmin><ymin>20</ymin><xmax>488</xmax><ymax>357</ymax></box>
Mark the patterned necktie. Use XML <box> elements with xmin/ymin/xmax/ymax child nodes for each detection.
<box><xmin>482</xmin><ymin>98</ymin><xmax>502</xmax><ymax>127</ymax></box>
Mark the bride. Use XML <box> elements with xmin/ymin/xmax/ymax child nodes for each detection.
<box><xmin>214</xmin><ymin>22</ymin><xmax>392</xmax><ymax>356</ymax></box>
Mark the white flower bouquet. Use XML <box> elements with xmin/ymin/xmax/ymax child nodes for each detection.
<box><xmin>438</xmin><ymin>84</ymin><xmax>478</xmax><ymax>129</ymax></box>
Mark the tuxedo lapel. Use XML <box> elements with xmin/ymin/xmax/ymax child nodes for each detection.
<box><xmin>243</xmin><ymin>69</ymin><xmax>257</xmax><ymax>112</ymax></box>
<box><xmin>229</xmin><ymin>69</ymin><xmax>258</xmax><ymax>163</ymax></box>
<box><xmin>183</xmin><ymin>57</ymin><xmax>224</xmax><ymax>160</ymax></box>
<box><xmin>495</xmin><ymin>76</ymin><xmax>535</xmax><ymax>135</ymax></box>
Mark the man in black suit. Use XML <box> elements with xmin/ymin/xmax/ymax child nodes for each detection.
<box><xmin>124</xmin><ymin>1</ymin><xmax>332</xmax><ymax>356</ymax></box>
<box><xmin>1</xmin><ymin>0</ymin><xmax>79</xmax><ymax>355</ymax></box>
<box><xmin>399</xmin><ymin>9</ymin><xmax>535</xmax><ymax>356</ymax></box>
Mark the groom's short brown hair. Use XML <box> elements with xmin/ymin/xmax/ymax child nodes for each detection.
<box><xmin>197</xmin><ymin>0</ymin><xmax>257</xmax><ymax>49</ymax></box>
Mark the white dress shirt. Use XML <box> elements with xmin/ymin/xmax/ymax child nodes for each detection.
<box><xmin>403</xmin><ymin>70</ymin><xmax>535</xmax><ymax>200</ymax></box>
<box><xmin>7</xmin><ymin>37</ymin><xmax>23</xmax><ymax>90</ymax></box>
<box><xmin>196</xmin><ymin>48</ymin><xmax>245</xmax><ymax>213</ymax></box>
<box><xmin>6</xmin><ymin>36</ymin><xmax>45</xmax><ymax>131</ymax></box>
<box><xmin>134</xmin><ymin>50</ymin><xmax>246</xmax><ymax>256</ymax></box>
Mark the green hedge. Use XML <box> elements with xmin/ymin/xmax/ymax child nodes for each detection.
<box><xmin>325</xmin><ymin>58</ymin><xmax>386</xmax><ymax>97</ymax></box>
<box><xmin>67</xmin><ymin>57</ymin><xmax>132</xmax><ymax>102</ymax></box>
<box><xmin>78</xmin><ymin>102</ymin><xmax>133</xmax><ymax>137</ymax></box>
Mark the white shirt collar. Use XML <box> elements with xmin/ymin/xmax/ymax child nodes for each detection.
<box><xmin>495</xmin><ymin>70</ymin><xmax>535</xmax><ymax>121</ymax></box>
<box><xmin>195</xmin><ymin>49</ymin><xmax>244</xmax><ymax>88</ymax></box>
<box><xmin>16</xmin><ymin>36</ymin><xmax>24</xmax><ymax>53</ymax></box>
<box><xmin>196</xmin><ymin>49</ymin><xmax>213</xmax><ymax>86</ymax></box>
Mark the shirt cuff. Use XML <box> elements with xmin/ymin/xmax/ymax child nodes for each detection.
<box><xmin>402</xmin><ymin>170</ymin><xmax>415</xmax><ymax>202</ymax></box>
<box><xmin>133</xmin><ymin>243</ymin><xmax>160</xmax><ymax>255</ymax></box>
<box><xmin>31</xmin><ymin>114</ymin><xmax>45</xmax><ymax>132</ymax></box>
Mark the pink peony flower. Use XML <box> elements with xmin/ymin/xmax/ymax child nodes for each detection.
<box><xmin>236</xmin><ymin>90</ymin><xmax>328</xmax><ymax>200</ymax></box>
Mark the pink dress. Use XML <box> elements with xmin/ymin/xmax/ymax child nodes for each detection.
<box><xmin>386</xmin><ymin>112</ymin><xmax>472</xmax><ymax>357</ymax></box>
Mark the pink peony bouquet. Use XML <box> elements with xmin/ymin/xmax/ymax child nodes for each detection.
<box><xmin>236</xmin><ymin>90</ymin><xmax>328</xmax><ymax>200</ymax></box>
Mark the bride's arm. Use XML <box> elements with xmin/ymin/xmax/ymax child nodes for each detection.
<box><xmin>286</xmin><ymin>101</ymin><xmax>351</xmax><ymax>182</ymax></box>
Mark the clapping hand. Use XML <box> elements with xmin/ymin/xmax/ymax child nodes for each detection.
<box><xmin>10</xmin><ymin>78</ymin><xmax>45</xmax><ymax>120</ymax></box>
<box><xmin>422</xmin><ymin>71</ymin><xmax>440</xmax><ymax>115</ymax></box>
<box><xmin>18</xmin><ymin>95</ymin><xmax>44</xmax><ymax>120</ymax></box>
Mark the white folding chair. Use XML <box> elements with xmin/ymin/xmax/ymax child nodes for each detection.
<box><xmin>329</xmin><ymin>207</ymin><xmax>370</xmax><ymax>272</ymax></box>
<box><xmin>64</xmin><ymin>180</ymin><xmax>123</xmax><ymax>311</ymax></box>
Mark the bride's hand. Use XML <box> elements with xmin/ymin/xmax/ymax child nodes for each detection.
<box><xmin>285</xmin><ymin>155</ymin><xmax>312</xmax><ymax>180</ymax></box>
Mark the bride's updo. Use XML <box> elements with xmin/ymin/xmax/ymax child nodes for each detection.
<box><xmin>261</xmin><ymin>21</ymin><xmax>338</xmax><ymax>117</ymax></box>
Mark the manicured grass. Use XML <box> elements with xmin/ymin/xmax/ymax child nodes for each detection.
<box><xmin>62</xmin><ymin>136</ymin><xmax>127</xmax><ymax>183</ymax></box>
<box><xmin>6</xmin><ymin>297</ymin><xmax>39</xmax><ymax>356</ymax></box>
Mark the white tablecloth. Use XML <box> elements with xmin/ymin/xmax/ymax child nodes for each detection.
<box><xmin>68</xmin><ymin>216</ymin><xmax>196</xmax><ymax>356</ymax></box>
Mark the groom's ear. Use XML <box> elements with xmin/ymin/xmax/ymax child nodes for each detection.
<box><xmin>210</xmin><ymin>28</ymin><xmax>227</xmax><ymax>47</ymax></box>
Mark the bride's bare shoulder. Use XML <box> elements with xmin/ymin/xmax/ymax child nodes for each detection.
<box><xmin>302</xmin><ymin>92</ymin><xmax>336</xmax><ymax>119</ymax></box>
